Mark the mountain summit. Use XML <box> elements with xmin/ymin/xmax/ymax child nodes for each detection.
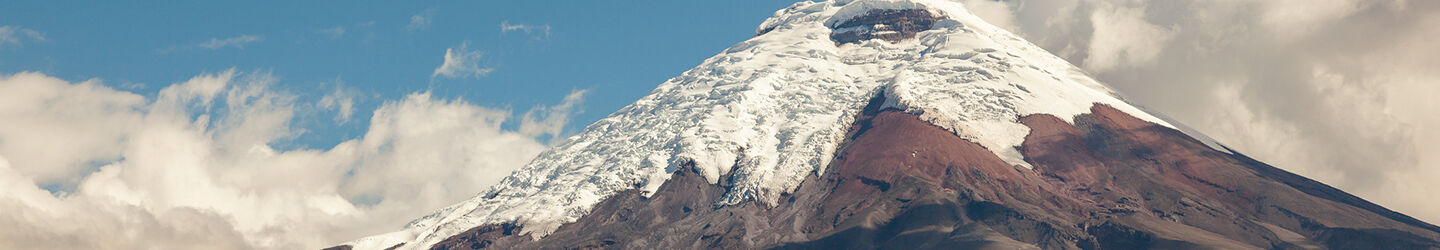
<box><xmin>336</xmin><ymin>0</ymin><xmax>1440</xmax><ymax>249</ymax></box>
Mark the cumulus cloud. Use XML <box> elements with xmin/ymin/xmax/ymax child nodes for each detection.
<box><xmin>0</xmin><ymin>73</ymin><xmax>145</xmax><ymax>189</ymax></box>
<box><xmin>1257</xmin><ymin>0</ymin><xmax>1365</xmax><ymax>39</ymax></box>
<box><xmin>0</xmin><ymin>26</ymin><xmax>45</xmax><ymax>48</ymax></box>
<box><xmin>1082</xmin><ymin>2</ymin><xmax>1175</xmax><ymax>72</ymax></box>
<box><xmin>0</xmin><ymin>70</ymin><xmax>587</xmax><ymax>248</ymax></box>
<box><xmin>431</xmin><ymin>42</ymin><xmax>493</xmax><ymax>79</ymax></box>
<box><xmin>963</xmin><ymin>0</ymin><xmax>1440</xmax><ymax>224</ymax></box>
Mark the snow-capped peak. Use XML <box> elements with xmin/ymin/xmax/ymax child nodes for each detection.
<box><xmin>344</xmin><ymin>1</ymin><xmax>1196</xmax><ymax>249</ymax></box>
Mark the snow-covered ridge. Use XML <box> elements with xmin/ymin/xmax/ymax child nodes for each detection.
<box><xmin>826</xmin><ymin>0</ymin><xmax>938</xmax><ymax>27</ymax></box>
<box><xmin>346</xmin><ymin>1</ymin><xmax>1190</xmax><ymax>249</ymax></box>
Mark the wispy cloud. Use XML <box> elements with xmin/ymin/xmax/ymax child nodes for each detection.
<box><xmin>520</xmin><ymin>89</ymin><xmax>588</xmax><ymax>143</ymax></box>
<box><xmin>160</xmin><ymin>34</ymin><xmax>263</xmax><ymax>53</ymax></box>
<box><xmin>318</xmin><ymin>79</ymin><xmax>359</xmax><ymax>123</ymax></box>
<box><xmin>0</xmin><ymin>26</ymin><xmax>46</xmax><ymax>48</ymax></box>
<box><xmin>197</xmin><ymin>35</ymin><xmax>262</xmax><ymax>50</ymax></box>
<box><xmin>318</xmin><ymin>27</ymin><xmax>346</xmax><ymax>39</ymax></box>
<box><xmin>316</xmin><ymin>21</ymin><xmax>376</xmax><ymax>41</ymax></box>
<box><xmin>499</xmin><ymin>20</ymin><xmax>551</xmax><ymax>39</ymax></box>
<box><xmin>407</xmin><ymin>9</ymin><xmax>435</xmax><ymax>31</ymax></box>
<box><xmin>431</xmin><ymin>42</ymin><xmax>492</xmax><ymax>79</ymax></box>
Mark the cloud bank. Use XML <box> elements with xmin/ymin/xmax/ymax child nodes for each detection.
<box><xmin>960</xmin><ymin>0</ymin><xmax>1440</xmax><ymax>224</ymax></box>
<box><xmin>0</xmin><ymin>70</ymin><xmax>586</xmax><ymax>249</ymax></box>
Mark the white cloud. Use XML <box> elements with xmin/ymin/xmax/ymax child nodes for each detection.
<box><xmin>161</xmin><ymin>35</ymin><xmax>263</xmax><ymax>53</ymax></box>
<box><xmin>340</xmin><ymin>91</ymin><xmax>560</xmax><ymax>213</ymax></box>
<box><xmin>499</xmin><ymin>21</ymin><xmax>527</xmax><ymax>32</ymax></box>
<box><xmin>519</xmin><ymin>89</ymin><xmax>588</xmax><ymax>143</ymax></box>
<box><xmin>407</xmin><ymin>9</ymin><xmax>435</xmax><ymax>31</ymax></box>
<box><xmin>0</xmin><ymin>26</ymin><xmax>45</xmax><ymax>48</ymax></box>
<box><xmin>0</xmin><ymin>72</ymin><xmax>145</xmax><ymax>188</ymax></box>
<box><xmin>500</xmin><ymin>20</ymin><xmax>551</xmax><ymax>39</ymax></box>
<box><xmin>1083</xmin><ymin>2</ymin><xmax>1174</xmax><ymax>72</ymax></box>
<box><xmin>1258</xmin><ymin>0</ymin><xmax>1364</xmax><ymax>39</ymax></box>
<box><xmin>958</xmin><ymin>0</ymin><xmax>1021</xmax><ymax>32</ymax></box>
<box><xmin>0</xmin><ymin>70</ymin><xmax>586</xmax><ymax>248</ymax></box>
<box><xmin>0</xmin><ymin>158</ymin><xmax>253</xmax><ymax>249</ymax></box>
<box><xmin>197</xmin><ymin>35</ymin><xmax>263</xmax><ymax>50</ymax></box>
<box><xmin>318</xmin><ymin>81</ymin><xmax>358</xmax><ymax>123</ymax></box>
<box><xmin>431</xmin><ymin>42</ymin><xmax>493</xmax><ymax>79</ymax></box>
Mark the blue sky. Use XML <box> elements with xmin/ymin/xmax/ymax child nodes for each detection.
<box><xmin>0</xmin><ymin>0</ymin><xmax>797</xmax><ymax>149</ymax></box>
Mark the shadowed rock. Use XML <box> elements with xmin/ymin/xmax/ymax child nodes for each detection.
<box><xmin>829</xmin><ymin>9</ymin><xmax>941</xmax><ymax>44</ymax></box>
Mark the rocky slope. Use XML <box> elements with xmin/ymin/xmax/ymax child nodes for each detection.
<box><xmin>404</xmin><ymin>98</ymin><xmax>1440</xmax><ymax>250</ymax></box>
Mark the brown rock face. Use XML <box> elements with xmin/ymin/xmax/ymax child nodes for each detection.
<box><xmin>430</xmin><ymin>224</ymin><xmax>517</xmax><ymax>250</ymax></box>
<box><xmin>829</xmin><ymin>9</ymin><xmax>942</xmax><ymax>44</ymax></box>
<box><xmin>343</xmin><ymin>95</ymin><xmax>1439</xmax><ymax>250</ymax></box>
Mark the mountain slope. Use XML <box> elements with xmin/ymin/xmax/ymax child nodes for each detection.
<box><xmin>335</xmin><ymin>0</ymin><xmax>1440</xmax><ymax>249</ymax></box>
<box><xmin>403</xmin><ymin>99</ymin><xmax>1440</xmax><ymax>250</ymax></box>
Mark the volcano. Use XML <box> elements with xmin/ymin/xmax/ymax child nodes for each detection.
<box><xmin>333</xmin><ymin>1</ymin><xmax>1440</xmax><ymax>249</ymax></box>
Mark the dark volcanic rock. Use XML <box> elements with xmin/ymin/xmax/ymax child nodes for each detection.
<box><xmin>829</xmin><ymin>9</ymin><xmax>941</xmax><ymax>44</ymax></box>
<box><xmin>431</xmin><ymin>223</ymin><xmax>518</xmax><ymax>250</ymax></box>
<box><xmin>404</xmin><ymin>96</ymin><xmax>1440</xmax><ymax>250</ymax></box>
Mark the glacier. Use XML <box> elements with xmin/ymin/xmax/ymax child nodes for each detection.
<box><xmin>344</xmin><ymin>0</ymin><xmax>1201</xmax><ymax>249</ymax></box>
